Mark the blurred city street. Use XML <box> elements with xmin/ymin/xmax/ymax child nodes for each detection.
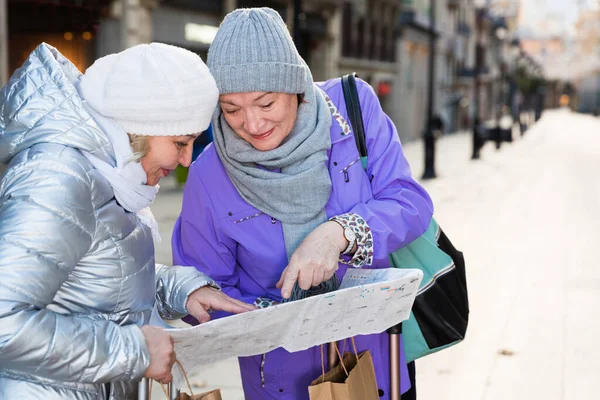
<box><xmin>1</xmin><ymin>1</ymin><xmax>599</xmax><ymax>399</ymax></box>
<box><xmin>151</xmin><ymin>109</ymin><xmax>600</xmax><ymax>399</ymax></box>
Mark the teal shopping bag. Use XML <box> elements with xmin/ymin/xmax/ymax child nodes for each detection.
<box><xmin>388</xmin><ymin>218</ymin><xmax>469</xmax><ymax>362</ymax></box>
<box><xmin>341</xmin><ymin>73</ymin><xmax>469</xmax><ymax>362</ymax></box>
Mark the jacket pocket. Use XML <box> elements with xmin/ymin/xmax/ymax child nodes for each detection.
<box><xmin>329</xmin><ymin>151</ymin><xmax>374</xmax><ymax>211</ymax></box>
<box><xmin>223</xmin><ymin>208</ymin><xmax>286</xmax><ymax>278</ymax></box>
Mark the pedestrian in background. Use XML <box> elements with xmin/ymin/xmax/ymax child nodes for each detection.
<box><xmin>0</xmin><ymin>42</ymin><xmax>254</xmax><ymax>399</ymax></box>
<box><xmin>172</xmin><ymin>8</ymin><xmax>433</xmax><ymax>400</ymax></box>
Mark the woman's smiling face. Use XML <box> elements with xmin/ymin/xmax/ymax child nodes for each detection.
<box><xmin>219</xmin><ymin>91</ymin><xmax>299</xmax><ymax>151</ymax></box>
<box><xmin>140</xmin><ymin>135</ymin><xmax>198</xmax><ymax>185</ymax></box>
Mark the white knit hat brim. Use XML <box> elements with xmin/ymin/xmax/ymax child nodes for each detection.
<box><xmin>115</xmin><ymin>114</ymin><xmax>213</xmax><ymax>136</ymax></box>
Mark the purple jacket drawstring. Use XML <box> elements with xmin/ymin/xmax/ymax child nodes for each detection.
<box><xmin>260</xmin><ymin>353</ymin><xmax>267</xmax><ymax>387</ymax></box>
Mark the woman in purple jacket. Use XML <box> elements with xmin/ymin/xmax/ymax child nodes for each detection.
<box><xmin>172</xmin><ymin>7</ymin><xmax>433</xmax><ymax>400</ymax></box>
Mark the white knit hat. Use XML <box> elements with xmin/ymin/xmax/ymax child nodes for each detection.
<box><xmin>80</xmin><ymin>43</ymin><xmax>218</xmax><ymax>136</ymax></box>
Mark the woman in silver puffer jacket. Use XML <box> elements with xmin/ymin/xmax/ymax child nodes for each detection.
<box><xmin>0</xmin><ymin>43</ymin><xmax>254</xmax><ymax>399</ymax></box>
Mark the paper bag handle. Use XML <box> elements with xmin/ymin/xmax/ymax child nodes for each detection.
<box><xmin>144</xmin><ymin>359</ymin><xmax>195</xmax><ymax>400</ymax></box>
<box><xmin>325</xmin><ymin>338</ymin><xmax>361</xmax><ymax>379</ymax></box>
<box><xmin>320</xmin><ymin>338</ymin><xmax>371</xmax><ymax>397</ymax></box>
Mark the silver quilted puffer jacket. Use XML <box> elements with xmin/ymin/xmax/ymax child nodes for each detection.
<box><xmin>0</xmin><ymin>44</ymin><xmax>216</xmax><ymax>399</ymax></box>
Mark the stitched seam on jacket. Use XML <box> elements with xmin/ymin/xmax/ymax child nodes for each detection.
<box><xmin>65</xmin><ymin>260</ymin><xmax>152</xmax><ymax>283</ymax></box>
<box><xmin>6</xmin><ymin>64</ymin><xmax>54</xmax><ymax>124</ymax></box>
<box><xmin>128</xmin><ymin>257</ymin><xmax>153</xmax><ymax>279</ymax></box>
<box><xmin>0</xmin><ymin>370</ymin><xmax>99</xmax><ymax>394</ymax></box>
<box><xmin>0</xmin><ymin>280</ymin><xmax>42</xmax><ymax>304</ymax></box>
<box><xmin>10</xmin><ymin>87</ymin><xmax>60</xmax><ymax>146</ymax></box>
<box><xmin>0</xmin><ymin>237</ymin><xmax>64</xmax><ymax>275</ymax></box>
<box><xmin>20</xmin><ymin>196</ymin><xmax>93</xmax><ymax>238</ymax></box>
<box><xmin>84</xmin><ymin>169</ymin><xmax>101</xmax><ymax>243</ymax></box>
<box><xmin>111</xmin><ymin>234</ymin><xmax>126</xmax><ymax>314</ymax></box>
<box><xmin>42</xmin><ymin>114</ymin><xmax>103</xmax><ymax>151</ymax></box>
<box><xmin>2</xmin><ymin>61</ymin><xmax>48</xmax><ymax>110</ymax></box>
<box><xmin>7</xmin><ymin>49</ymin><xmax>82</xmax><ymax>133</ymax></box>
<box><xmin>109</xmin><ymin>219</ymin><xmax>150</xmax><ymax>313</ymax></box>
<box><xmin>122</xmin><ymin>327</ymin><xmax>133</xmax><ymax>381</ymax></box>
<box><xmin>88</xmin><ymin>323</ymin><xmax>100</xmax><ymax>382</ymax></box>
<box><xmin>33</xmin><ymin>315</ymin><xmax>60</xmax><ymax>376</ymax></box>
<box><xmin>2</xmin><ymin>147</ymin><xmax>94</xmax><ymax>195</ymax></box>
<box><xmin>12</xmin><ymin>88</ymin><xmax>84</xmax><ymax>150</ymax></box>
<box><xmin>18</xmin><ymin>164</ymin><xmax>90</xmax><ymax>187</ymax></box>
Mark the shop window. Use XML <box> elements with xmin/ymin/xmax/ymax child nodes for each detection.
<box><xmin>7</xmin><ymin>1</ymin><xmax>100</xmax><ymax>76</ymax></box>
<box><xmin>9</xmin><ymin>33</ymin><xmax>94</xmax><ymax>74</ymax></box>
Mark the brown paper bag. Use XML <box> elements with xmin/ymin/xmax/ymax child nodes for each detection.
<box><xmin>309</xmin><ymin>348</ymin><xmax>379</xmax><ymax>400</ymax></box>
<box><xmin>177</xmin><ymin>389</ymin><xmax>222</xmax><ymax>400</ymax></box>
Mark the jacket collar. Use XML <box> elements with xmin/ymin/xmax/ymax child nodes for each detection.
<box><xmin>319</xmin><ymin>87</ymin><xmax>355</xmax><ymax>146</ymax></box>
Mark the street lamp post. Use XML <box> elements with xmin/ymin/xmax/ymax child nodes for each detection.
<box><xmin>472</xmin><ymin>62</ymin><xmax>482</xmax><ymax>159</ymax></box>
<box><xmin>292</xmin><ymin>0</ymin><xmax>304</xmax><ymax>59</ymax></box>
<box><xmin>508</xmin><ymin>42</ymin><xmax>523</xmax><ymax>135</ymax></box>
<box><xmin>472</xmin><ymin>9</ymin><xmax>485</xmax><ymax>160</ymax></box>
<box><xmin>422</xmin><ymin>0</ymin><xmax>437</xmax><ymax>179</ymax></box>
<box><xmin>493</xmin><ymin>24</ymin><xmax>507</xmax><ymax>150</ymax></box>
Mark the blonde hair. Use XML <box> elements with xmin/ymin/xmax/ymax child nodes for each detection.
<box><xmin>128</xmin><ymin>134</ymin><xmax>150</xmax><ymax>162</ymax></box>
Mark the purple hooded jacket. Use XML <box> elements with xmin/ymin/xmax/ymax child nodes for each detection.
<box><xmin>172</xmin><ymin>78</ymin><xmax>433</xmax><ymax>399</ymax></box>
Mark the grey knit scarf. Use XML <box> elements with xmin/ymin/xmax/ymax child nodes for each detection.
<box><xmin>212</xmin><ymin>76</ymin><xmax>338</xmax><ymax>302</ymax></box>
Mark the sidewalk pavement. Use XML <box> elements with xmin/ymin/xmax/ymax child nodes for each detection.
<box><xmin>150</xmin><ymin>109</ymin><xmax>600</xmax><ymax>399</ymax></box>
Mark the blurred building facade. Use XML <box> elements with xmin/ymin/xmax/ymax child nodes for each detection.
<box><xmin>4</xmin><ymin>1</ymin><xmax>109</xmax><ymax>76</ymax></box>
<box><xmin>573</xmin><ymin>6</ymin><xmax>600</xmax><ymax>113</ymax></box>
<box><xmin>520</xmin><ymin>37</ymin><xmax>565</xmax><ymax>59</ymax></box>
<box><xmin>1</xmin><ymin>0</ymin><xmax>526</xmax><ymax>142</ymax></box>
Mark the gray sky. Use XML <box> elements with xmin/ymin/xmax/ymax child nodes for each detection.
<box><xmin>518</xmin><ymin>0</ymin><xmax>595</xmax><ymax>36</ymax></box>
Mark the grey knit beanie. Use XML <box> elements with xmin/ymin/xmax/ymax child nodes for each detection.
<box><xmin>207</xmin><ymin>7</ymin><xmax>307</xmax><ymax>95</ymax></box>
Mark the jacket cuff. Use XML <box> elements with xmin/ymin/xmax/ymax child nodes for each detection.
<box><xmin>178</xmin><ymin>274</ymin><xmax>221</xmax><ymax>316</ymax></box>
<box><xmin>329</xmin><ymin>212</ymin><xmax>374</xmax><ymax>267</ymax></box>
<box><xmin>155</xmin><ymin>265</ymin><xmax>220</xmax><ymax>320</ymax></box>
<box><xmin>123</xmin><ymin>325</ymin><xmax>151</xmax><ymax>381</ymax></box>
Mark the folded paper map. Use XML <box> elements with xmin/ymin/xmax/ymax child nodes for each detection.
<box><xmin>164</xmin><ymin>267</ymin><xmax>422</xmax><ymax>385</ymax></box>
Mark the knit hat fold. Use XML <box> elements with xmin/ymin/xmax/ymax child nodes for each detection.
<box><xmin>207</xmin><ymin>7</ymin><xmax>307</xmax><ymax>95</ymax></box>
<box><xmin>80</xmin><ymin>42</ymin><xmax>218</xmax><ymax>136</ymax></box>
